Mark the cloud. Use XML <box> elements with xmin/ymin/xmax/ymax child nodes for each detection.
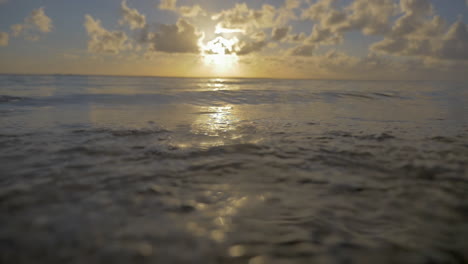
<box><xmin>159</xmin><ymin>0</ymin><xmax>177</xmax><ymax>10</ymax></box>
<box><xmin>287</xmin><ymin>44</ymin><xmax>315</xmax><ymax>56</ymax></box>
<box><xmin>286</xmin><ymin>32</ymin><xmax>307</xmax><ymax>43</ymax></box>
<box><xmin>301</xmin><ymin>0</ymin><xmax>397</xmax><ymax>42</ymax></box>
<box><xmin>212</xmin><ymin>3</ymin><xmax>278</xmax><ymax>32</ymax></box>
<box><xmin>120</xmin><ymin>0</ymin><xmax>146</xmax><ymax>29</ymax></box>
<box><xmin>159</xmin><ymin>0</ymin><xmax>206</xmax><ymax>17</ymax></box>
<box><xmin>208</xmin><ymin>1</ymin><xmax>300</xmax><ymax>54</ymax></box>
<box><xmin>437</xmin><ymin>20</ymin><xmax>468</xmax><ymax>60</ymax></box>
<box><xmin>300</xmin><ymin>0</ymin><xmax>336</xmax><ymax>22</ymax></box>
<box><xmin>10</xmin><ymin>24</ymin><xmax>24</xmax><ymax>37</ymax></box>
<box><xmin>337</xmin><ymin>0</ymin><xmax>398</xmax><ymax>35</ymax></box>
<box><xmin>235</xmin><ymin>39</ymin><xmax>267</xmax><ymax>55</ymax></box>
<box><xmin>161</xmin><ymin>1</ymin><xmax>300</xmax><ymax>56</ymax></box>
<box><xmin>285</xmin><ymin>0</ymin><xmax>301</xmax><ymax>10</ymax></box>
<box><xmin>297</xmin><ymin>0</ymin><xmax>397</xmax><ymax>48</ymax></box>
<box><xmin>307</xmin><ymin>25</ymin><xmax>342</xmax><ymax>45</ymax></box>
<box><xmin>0</xmin><ymin>32</ymin><xmax>8</xmax><ymax>46</ymax></box>
<box><xmin>272</xmin><ymin>26</ymin><xmax>290</xmax><ymax>41</ymax></box>
<box><xmin>178</xmin><ymin>5</ymin><xmax>205</xmax><ymax>17</ymax></box>
<box><xmin>373</xmin><ymin>19</ymin><xmax>468</xmax><ymax>61</ymax></box>
<box><xmin>84</xmin><ymin>14</ymin><xmax>130</xmax><ymax>54</ymax></box>
<box><xmin>80</xmin><ymin>0</ymin><xmax>468</xmax><ymax>66</ymax></box>
<box><xmin>274</xmin><ymin>50</ymin><xmax>467</xmax><ymax>80</ymax></box>
<box><xmin>0</xmin><ymin>0</ymin><xmax>8</xmax><ymax>4</ymax></box>
<box><xmin>288</xmin><ymin>0</ymin><xmax>467</xmax><ymax>63</ymax></box>
<box><xmin>143</xmin><ymin>19</ymin><xmax>202</xmax><ymax>53</ymax></box>
<box><xmin>11</xmin><ymin>7</ymin><xmax>52</xmax><ymax>41</ymax></box>
<box><xmin>28</xmin><ymin>7</ymin><xmax>52</xmax><ymax>32</ymax></box>
<box><xmin>389</xmin><ymin>0</ymin><xmax>434</xmax><ymax>38</ymax></box>
<box><xmin>371</xmin><ymin>0</ymin><xmax>468</xmax><ymax>61</ymax></box>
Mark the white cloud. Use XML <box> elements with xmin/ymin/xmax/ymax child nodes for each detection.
<box><xmin>11</xmin><ymin>7</ymin><xmax>52</xmax><ymax>41</ymax></box>
<box><xmin>84</xmin><ymin>14</ymin><xmax>130</xmax><ymax>54</ymax></box>
<box><xmin>120</xmin><ymin>0</ymin><xmax>146</xmax><ymax>29</ymax></box>
<box><xmin>0</xmin><ymin>32</ymin><xmax>8</xmax><ymax>46</ymax></box>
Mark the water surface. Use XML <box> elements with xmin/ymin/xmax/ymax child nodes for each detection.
<box><xmin>1</xmin><ymin>75</ymin><xmax>467</xmax><ymax>263</ymax></box>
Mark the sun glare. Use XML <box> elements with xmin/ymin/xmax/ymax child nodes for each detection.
<box><xmin>214</xmin><ymin>24</ymin><xmax>245</xmax><ymax>34</ymax></box>
<box><xmin>202</xmin><ymin>36</ymin><xmax>239</xmax><ymax>74</ymax></box>
<box><xmin>204</xmin><ymin>36</ymin><xmax>239</xmax><ymax>55</ymax></box>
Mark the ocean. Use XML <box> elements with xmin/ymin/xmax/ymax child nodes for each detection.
<box><xmin>1</xmin><ymin>75</ymin><xmax>467</xmax><ymax>264</ymax></box>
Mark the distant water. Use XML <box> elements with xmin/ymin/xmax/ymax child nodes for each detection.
<box><xmin>1</xmin><ymin>75</ymin><xmax>467</xmax><ymax>264</ymax></box>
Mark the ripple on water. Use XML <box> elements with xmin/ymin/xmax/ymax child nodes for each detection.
<box><xmin>1</xmin><ymin>115</ymin><xmax>468</xmax><ymax>263</ymax></box>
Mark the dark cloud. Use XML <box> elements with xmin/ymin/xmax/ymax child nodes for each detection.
<box><xmin>272</xmin><ymin>26</ymin><xmax>290</xmax><ymax>41</ymax></box>
<box><xmin>235</xmin><ymin>39</ymin><xmax>267</xmax><ymax>55</ymax></box>
<box><xmin>144</xmin><ymin>19</ymin><xmax>202</xmax><ymax>54</ymax></box>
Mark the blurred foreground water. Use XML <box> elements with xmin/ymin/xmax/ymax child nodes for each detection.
<box><xmin>0</xmin><ymin>75</ymin><xmax>467</xmax><ymax>264</ymax></box>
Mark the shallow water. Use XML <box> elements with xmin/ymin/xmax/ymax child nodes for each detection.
<box><xmin>1</xmin><ymin>75</ymin><xmax>467</xmax><ymax>264</ymax></box>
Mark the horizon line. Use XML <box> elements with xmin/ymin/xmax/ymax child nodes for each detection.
<box><xmin>0</xmin><ymin>72</ymin><xmax>464</xmax><ymax>82</ymax></box>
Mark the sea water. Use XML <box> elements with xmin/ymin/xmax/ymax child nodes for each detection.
<box><xmin>0</xmin><ymin>75</ymin><xmax>467</xmax><ymax>263</ymax></box>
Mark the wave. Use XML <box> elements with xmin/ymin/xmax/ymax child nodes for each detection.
<box><xmin>0</xmin><ymin>95</ymin><xmax>25</xmax><ymax>103</ymax></box>
<box><xmin>0</xmin><ymin>89</ymin><xmax>409</xmax><ymax>108</ymax></box>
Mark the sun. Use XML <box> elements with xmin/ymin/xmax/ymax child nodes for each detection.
<box><xmin>202</xmin><ymin>36</ymin><xmax>239</xmax><ymax>74</ymax></box>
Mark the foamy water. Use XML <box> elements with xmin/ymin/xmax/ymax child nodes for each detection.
<box><xmin>1</xmin><ymin>75</ymin><xmax>467</xmax><ymax>263</ymax></box>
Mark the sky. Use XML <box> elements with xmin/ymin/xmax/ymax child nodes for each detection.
<box><xmin>0</xmin><ymin>0</ymin><xmax>467</xmax><ymax>80</ymax></box>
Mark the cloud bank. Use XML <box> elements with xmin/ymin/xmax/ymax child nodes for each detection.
<box><xmin>78</xmin><ymin>0</ymin><xmax>467</xmax><ymax>63</ymax></box>
<box><xmin>77</xmin><ymin>0</ymin><xmax>468</xmax><ymax>79</ymax></box>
